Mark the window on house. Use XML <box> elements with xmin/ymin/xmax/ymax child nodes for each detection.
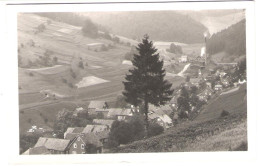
<box><xmin>74</xmin><ymin>143</ymin><xmax>77</xmax><ymax>148</ymax></box>
<box><xmin>81</xmin><ymin>144</ymin><xmax>84</xmax><ymax>149</ymax></box>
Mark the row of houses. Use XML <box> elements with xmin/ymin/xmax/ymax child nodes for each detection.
<box><xmin>23</xmin><ymin>119</ymin><xmax>114</xmax><ymax>155</ymax></box>
<box><xmin>23</xmin><ymin>133</ymin><xmax>103</xmax><ymax>155</ymax></box>
<box><xmin>23</xmin><ymin>100</ymin><xmax>176</xmax><ymax>155</ymax></box>
<box><xmin>87</xmin><ymin>100</ymin><xmax>174</xmax><ymax>129</ymax></box>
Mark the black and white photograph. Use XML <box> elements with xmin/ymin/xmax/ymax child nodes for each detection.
<box><xmin>0</xmin><ymin>0</ymin><xmax>259</xmax><ymax>165</ymax></box>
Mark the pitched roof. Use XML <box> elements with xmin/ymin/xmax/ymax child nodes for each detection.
<box><xmin>67</xmin><ymin>133</ymin><xmax>103</xmax><ymax>148</ymax></box>
<box><xmin>44</xmin><ymin>138</ymin><xmax>70</xmax><ymax>151</ymax></box>
<box><xmin>34</xmin><ymin>137</ymin><xmax>70</xmax><ymax>151</ymax></box>
<box><xmin>82</xmin><ymin>124</ymin><xmax>108</xmax><ymax>134</ymax></box>
<box><xmin>88</xmin><ymin>101</ymin><xmax>107</xmax><ymax>109</ymax></box>
<box><xmin>64</xmin><ymin>133</ymin><xmax>79</xmax><ymax>141</ymax></box>
<box><xmin>34</xmin><ymin>137</ymin><xmax>48</xmax><ymax>147</ymax></box>
<box><xmin>107</xmin><ymin>108</ymin><xmax>132</xmax><ymax>117</ymax></box>
<box><xmin>73</xmin><ymin>127</ymin><xmax>84</xmax><ymax>133</ymax></box>
<box><xmin>93</xmin><ymin>119</ymin><xmax>114</xmax><ymax>128</ymax></box>
<box><xmin>23</xmin><ymin>146</ymin><xmax>50</xmax><ymax>155</ymax></box>
<box><xmin>65</xmin><ymin>127</ymin><xmax>75</xmax><ymax>134</ymax></box>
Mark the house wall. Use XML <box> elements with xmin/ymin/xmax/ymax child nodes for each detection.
<box><xmin>68</xmin><ymin>138</ymin><xmax>86</xmax><ymax>154</ymax></box>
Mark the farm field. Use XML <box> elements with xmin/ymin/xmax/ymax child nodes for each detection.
<box><xmin>18</xmin><ymin>13</ymin><xmax>191</xmax><ymax>134</ymax></box>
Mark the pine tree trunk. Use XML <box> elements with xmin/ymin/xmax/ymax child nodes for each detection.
<box><xmin>144</xmin><ymin>99</ymin><xmax>149</xmax><ymax>138</ymax></box>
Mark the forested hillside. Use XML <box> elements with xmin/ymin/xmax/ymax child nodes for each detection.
<box><xmin>81</xmin><ymin>11</ymin><xmax>208</xmax><ymax>44</ymax></box>
<box><xmin>206</xmin><ymin>19</ymin><xmax>246</xmax><ymax>56</ymax></box>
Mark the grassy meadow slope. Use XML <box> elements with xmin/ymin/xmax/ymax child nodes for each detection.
<box><xmin>18</xmin><ymin>13</ymin><xmax>187</xmax><ymax>133</ymax></box>
<box><xmin>110</xmin><ymin>84</ymin><xmax>247</xmax><ymax>153</ymax></box>
<box><xmin>18</xmin><ymin>13</ymin><xmax>131</xmax><ymax>132</ymax></box>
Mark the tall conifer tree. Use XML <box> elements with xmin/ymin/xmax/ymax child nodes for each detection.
<box><xmin>123</xmin><ymin>35</ymin><xmax>174</xmax><ymax>137</ymax></box>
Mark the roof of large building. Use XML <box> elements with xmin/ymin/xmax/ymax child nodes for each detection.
<box><xmin>34</xmin><ymin>137</ymin><xmax>70</xmax><ymax>151</ymax></box>
<box><xmin>88</xmin><ymin>101</ymin><xmax>108</xmax><ymax>109</ymax></box>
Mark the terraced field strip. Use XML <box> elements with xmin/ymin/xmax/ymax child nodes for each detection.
<box><xmin>19</xmin><ymin>100</ymin><xmax>61</xmax><ymax>111</ymax></box>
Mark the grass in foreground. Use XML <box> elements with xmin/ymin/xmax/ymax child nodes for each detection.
<box><xmin>109</xmin><ymin>112</ymin><xmax>247</xmax><ymax>153</ymax></box>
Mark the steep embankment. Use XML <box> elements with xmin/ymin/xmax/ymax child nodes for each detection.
<box><xmin>207</xmin><ymin>19</ymin><xmax>246</xmax><ymax>63</ymax></box>
<box><xmin>110</xmin><ymin>84</ymin><xmax>247</xmax><ymax>153</ymax></box>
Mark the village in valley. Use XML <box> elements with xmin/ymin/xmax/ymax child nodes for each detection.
<box><xmin>18</xmin><ymin>11</ymin><xmax>247</xmax><ymax>155</ymax></box>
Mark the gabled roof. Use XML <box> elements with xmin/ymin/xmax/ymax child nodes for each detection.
<box><xmin>65</xmin><ymin>127</ymin><xmax>75</xmax><ymax>134</ymax></box>
<box><xmin>107</xmin><ymin>108</ymin><xmax>132</xmax><ymax>117</ymax></box>
<box><xmin>67</xmin><ymin>133</ymin><xmax>103</xmax><ymax>148</ymax></box>
<box><xmin>82</xmin><ymin>124</ymin><xmax>108</xmax><ymax>134</ymax></box>
<box><xmin>64</xmin><ymin>127</ymin><xmax>84</xmax><ymax>138</ymax></box>
<box><xmin>65</xmin><ymin>133</ymin><xmax>79</xmax><ymax>141</ymax></box>
<box><xmin>88</xmin><ymin>101</ymin><xmax>108</xmax><ymax>109</ymax></box>
<box><xmin>73</xmin><ymin>127</ymin><xmax>84</xmax><ymax>133</ymax></box>
<box><xmin>34</xmin><ymin>137</ymin><xmax>70</xmax><ymax>151</ymax></box>
<box><xmin>34</xmin><ymin>137</ymin><xmax>48</xmax><ymax>147</ymax></box>
<box><xmin>44</xmin><ymin>138</ymin><xmax>70</xmax><ymax>151</ymax></box>
<box><xmin>23</xmin><ymin>146</ymin><xmax>50</xmax><ymax>155</ymax></box>
<box><xmin>93</xmin><ymin>119</ymin><xmax>114</xmax><ymax>128</ymax></box>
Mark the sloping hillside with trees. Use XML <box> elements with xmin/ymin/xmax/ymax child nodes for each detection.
<box><xmin>206</xmin><ymin>19</ymin><xmax>246</xmax><ymax>56</ymax></box>
<box><xmin>81</xmin><ymin>11</ymin><xmax>207</xmax><ymax>44</ymax></box>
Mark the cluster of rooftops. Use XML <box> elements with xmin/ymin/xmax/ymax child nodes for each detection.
<box><xmin>23</xmin><ymin>100</ymin><xmax>176</xmax><ymax>155</ymax></box>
